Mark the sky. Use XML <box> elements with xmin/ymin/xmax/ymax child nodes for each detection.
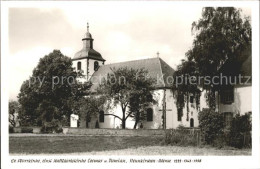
<box><xmin>7</xmin><ymin>2</ymin><xmax>251</xmax><ymax>100</ymax></box>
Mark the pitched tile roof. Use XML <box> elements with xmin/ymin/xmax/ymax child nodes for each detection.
<box><xmin>89</xmin><ymin>57</ymin><xmax>175</xmax><ymax>92</ymax></box>
<box><xmin>73</xmin><ymin>48</ymin><xmax>105</xmax><ymax>61</ymax></box>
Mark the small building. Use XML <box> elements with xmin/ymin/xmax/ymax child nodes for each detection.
<box><xmin>216</xmin><ymin>50</ymin><xmax>252</xmax><ymax>127</ymax></box>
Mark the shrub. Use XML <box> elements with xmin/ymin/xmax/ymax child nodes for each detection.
<box><xmin>198</xmin><ymin>108</ymin><xmax>224</xmax><ymax>144</ymax></box>
<box><xmin>21</xmin><ymin>127</ymin><xmax>33</xmax><ymax>133</ymax></box>
<box><xmin>228</xmin><ymin>113</ymin><xmax>252</xmax><ymax>148</ymax></box>
<box><xmin>212</xmin><ymin>134</ymin><xmax>228</xmax><ymax>148</ymax></box>
<box><xmin>41</xmin><ymin>119</ymin><xmax>63</xmax><ymax>133</ymax></box>
<box><xmin>9</xmin><ymin>126</ymin><xmax>14</xmax><ymax>133</ymax></box>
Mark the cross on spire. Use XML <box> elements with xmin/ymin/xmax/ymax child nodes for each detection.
<box><xmin>87</xmin><ymin>22</ymin><xmax>89</xmax><ymax>32</ymax></box>
<box><xmin>157</xmin><ymin>51</ymin><xmax>160</xmax><ymax>58</ymax></box>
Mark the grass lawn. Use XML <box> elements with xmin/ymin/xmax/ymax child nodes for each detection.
<box><xmin>9</xmin><ymin>134</ymin><xmax>251</xmax><ymax>155</ymax></box>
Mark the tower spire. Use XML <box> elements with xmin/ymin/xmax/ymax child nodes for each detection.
<box><xmin>87</xmin><ymin>22</ymin><xmax>89</xmax><ymax>32</ymax></box>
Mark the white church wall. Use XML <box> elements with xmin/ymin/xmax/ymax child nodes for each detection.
<box><xmin>143</xmin><ymin>89</ymin><xmax>164</xmax><ymax>129</ymax></box>
<box><xmin>88</xmin><ymin>59</ymin><xmax>104</xmax><ymax>80</ymax></box>
<box><xmin>171</xmin><ymin>95</ymin><xmax>201</xmax><ymax>128</ymax></box>
<box><xmin>165</xmin><ymin>89</ymin><xmax>177</xmax><ymax>129</ymax></box>
<box><xmin>99</xmin><ymin>89</ymin><xmax>164</xmax><ymax>129</ymax></box>
<box><xmin>72</xmin><ymin>59</ymin><xmax>88</xmax><ymax>83</ymax></box>
<box><xmin>200</xmin><ymin>90</ymin><xmax>208</xmax><ymax>110</ymax></box>
<box><xmin>101</xmin><ymin>103</ymin><xmax>122</xmax><ymax>129</ymax></box>
<box><xmin>72</xmin><ymin>59</ymin><xmax>104</xmax><ymax>82</ymax></box>
<box><xmin>99</xmin><ymin>100</ymin><xmax>135</xmax><ymax>129</ymax></box>
<box><xmin>99</xmin><ymin>115</ymin><xmax>115</xmax><ymax>128</ymax></box>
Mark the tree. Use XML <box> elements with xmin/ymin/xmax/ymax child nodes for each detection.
<box><xmin>97</xmin><ymin>67</ymin><xmax>155</xmax><ymax>129</ymax></box>
<box><xmin>181</xmin><ymin>7</ymin><xmax>251</xmax><ymax>109</ymax></box>
<box><xmin>172</xmin><ymin>59</ymin><xmax>201</xmax><ymax>119</ymax></box>
<box><xmin>18</xmin><ymin>50</ymin><xmax>91</xmax><ymax>127</ymax></box>
<box><xmin>78</xmin><ymin>95</ymin><xmax>107</xmax><ymax>128</ymax></box>
<box><xmin>128</xmin><ymin>72</ymin><xmax>156</xmax><ymax>129</ymax></box>
<box><xmin>9</xmin><ymin>100</ymin><xmax>19</xmax><ymax>127</ymax></box>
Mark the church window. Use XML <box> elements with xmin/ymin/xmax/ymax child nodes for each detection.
<box><xmin>190</xmin><ymin>95</ymin><xmax>194</xmax><ymax>103</ymax></box>
<box><xmin>190</xmin><ymin>118</ymin><xmax>194</xmax><ymax>127</ymax></box>
<box><xmin>224</xmin><ymin>112</ymin><xmax>233</xmax><ymax>128</ymax></box>
<box><xmin>221</xmin><ymin>86</ymin><xmax>234</xmax><ymax>104</ymax></box>
<box><xmin>177</xmin><ymin>108</ymin><xmax>182</xmax><ymax>121</ymax></box>
<box><xmin>77</xmin><ymin>61</ymin><xmax>81</xmax><ymax>70</ymax></box>
<box><xmin>99</xmin><ymin>110</ymin><xmax>104</xmax><ymax>123</ymax></box>
<box><xmin>147</xmin><ymin>108</ymin><xmax>153</xmax><ymax>121</ymax></box>
<box><xmin>94</xmin><ymin>61</ymin><xmax>99</xmax><ymax>71</ymax></box>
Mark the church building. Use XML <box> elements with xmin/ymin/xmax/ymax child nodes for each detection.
<box><xmin>71</xmin><ymin>24</ymin><xmax>201</xmax><ymax>129</ymax></box>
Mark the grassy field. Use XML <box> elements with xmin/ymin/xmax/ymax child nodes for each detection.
<box><xmin>9</xmin><ymin>134</ymin><xmax>251</xmax><ymax>155</ymax></box>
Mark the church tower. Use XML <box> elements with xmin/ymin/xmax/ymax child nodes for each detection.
<box><xmin>72</xmin><ymin>23</ymin><xmax>105</xmax><ymax>81</ymax></box>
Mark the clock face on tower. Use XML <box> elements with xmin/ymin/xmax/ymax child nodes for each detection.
<box><xmin>94</xmin><ymin>61</ymin><xmax>99</xmax><ymax>71</ymax></box>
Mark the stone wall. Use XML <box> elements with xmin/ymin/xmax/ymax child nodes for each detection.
<box><xmin>12</xmin><ymin>127</ymin><xmax>41</xmax><ymax>133</ymax></box>
<box><xmin>62</xmin><ymin>127</ymin><xmax>166</xmax><ymax>136</ymax></box>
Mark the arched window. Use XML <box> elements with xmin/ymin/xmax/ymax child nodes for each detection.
<box><xmin>94</xmin><ymin>61</ymin><xmax>99</xmax><ymax>71</ymax></box>
<box><xmin>77</xmin><ymin>61</ymin><xmax>81</xmax><ymax>70</ymax></box>
<box><xmin>147</xmin><ymin>108</ymin><xmax>153</xmax><ymax>121</ymax></box>
<box><xmin>99</xmin><ymin>110</ymin><xmax>104</xmax><ymax>123</ymax></box>
<box><xmin>190</xmin><ymin>118</ymin><xmax>194</xmax><ymax>127</ymax></box>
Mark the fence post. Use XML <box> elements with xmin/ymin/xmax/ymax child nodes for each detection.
<box><xmin>196</xmin><ymin>131</ymin><xmax>200</xmax><ymax>147</ymax></box>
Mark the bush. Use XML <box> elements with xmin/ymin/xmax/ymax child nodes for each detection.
<box><xmin>198</xmin><ymin>108</ymin><xmax>224</xmax><ymax>144</ymax></box>
<box><xmin>212</xmin><ymin>134</ymin><xmax>228</xmax><ymax>148</ymax></box>
<box><xmin>198</xmin><ymin>109</ymin><xmax>252</xmax><ymax>148</ymax></box>
<box><xmin>164</xmin><ymin>127</ymin><xmax>200</xmax><ymax>146</ymax></box>
<box><xmin>228</xmin><ymin>113</ymin><xmax>251</xmax><ymax>148</ymax></box>
<box><xmin>41</xmin><ymin>119</ymin><xmax>63</xmax><ymax>133</ymax></box>
<box><xmin>9</xmin><ymin>126</ymin><xmax>14</xmax><ymax>133</ymax></box>
<box><xmin>21</xmin><ymin>127</ymin><xmax>33</xmax><ymax>133</ymax></box>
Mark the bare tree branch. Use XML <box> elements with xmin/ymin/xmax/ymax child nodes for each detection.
<box><xmin>104</xmin><ymin>114</ymin><xmax>122</xmax><ymax>120</ymax></box>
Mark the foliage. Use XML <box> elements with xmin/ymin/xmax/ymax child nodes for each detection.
<box><xmin>228</xmin><ymin>113</ymin><xmax>251</xmax><ymax>148</ymax></box>
<box><xmin>77</xmin><ymin>95</ymin><xmax>107</xmax><ymax>128</ymax></box>
<box><xmin>9</xmin><ymin>100</ymin><xmax>19</xmax><ymax>127</ymax></box>
<box><xmin>189</xmin><ymin>7</ymin><xmax>251</xmax><ymax>108</ymax></box>
<box><xmin>41</xmin><ymin>119</ymin><xmax>63</xmax><ymax>133</ymax></box>
<box><xmin>21</xmin><ymin>127</ymin><xmax>33</xmax><ymax>133</ymax></box>
<box><xmin>9</xmin><ymin>126</ymin><xmax>14</xmax><ymax>133</ymax></box>
<box><xmin>198</xmin><ymin>108</ymin><xmax>224</xmax><ymax>144</ymax></box>
<box><xmin>97</xmin><ymin>67</ymin><xmax>155</xmax><ymax>129</ymax></box>
<box><xmin>198</xmin><ymin>109</ymin><xmax>252</xmax><ymax>149</ymax></box>
<box><xmin>174</xmin><ymin>7</ymin><xmax>251</xmax><ymax>110</ymax></box>
<box><xmin>172</xmin><ymin>59</ymin><xmax>201</xmax><ymax>117</ymax></box>
<box><xmin>128</xmin><ymin>70</ymin><xmax>156</xmax><ymax>129</ymax></box>
<box><xmin>18</xmin><ymin>50</ymin><xmax>91</xmax><ymax>127</ymax></box>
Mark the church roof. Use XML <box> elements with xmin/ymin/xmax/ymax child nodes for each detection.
<box><xmin>90</xmin><ymin>57</ymin><xmax>175</xmax><ymax>92</ymax></box>
<box><xmin>72</xmin><ymin>23</ymin><xmax>106</xmax><ymax>62</ymax></box>
<box><xmin>84</xmin><ymin>32</ymin><xmax>92</xmax><ymax>39</ymax></box>
<box><xmin>73</xmin><ymin>48</ymin><xmax>105</xmax><ymax>61</ymax></box>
